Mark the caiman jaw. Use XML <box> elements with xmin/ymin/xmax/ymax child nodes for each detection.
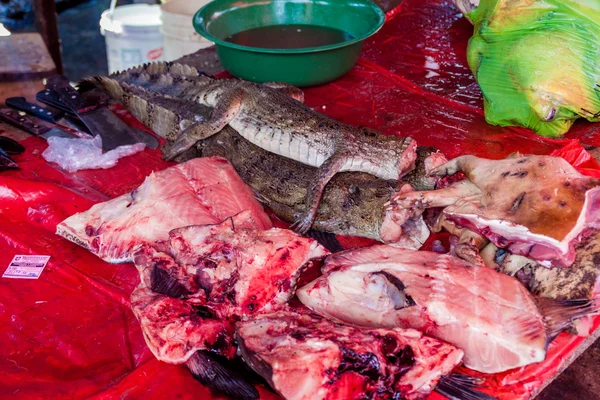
<box><xmin>397</xmin><ymin>138</ymin><xmax>418</xmax><ymax>179</ymax></box>
<box><xmin>379</xmin><ymin>184</ymin><xmax>429</xmax><ymax>249</ymax></box>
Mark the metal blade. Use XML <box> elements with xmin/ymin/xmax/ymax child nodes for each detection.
<box><xmin>129</xmin><ymin>126</ymin><xmax>159</xmax><ymax>149</ymax></box>
<box><xmin>79</xmin><ymin>107</ymin><xmax>159</xmax><ymax>151</ymax></box>
<box><xmin>40</xmin><ymin>127</ymin><xmax>78</xmax><ymax>140</ymax></box>
<box><xmin>78</xmin><ymin>107</ymin><xmax>140</xmax><ymax>151</ymax></box>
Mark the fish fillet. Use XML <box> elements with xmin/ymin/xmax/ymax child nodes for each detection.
<box><xmin>297</xmin><ymin>245</ymin><xmax>548</xmax><ymax>373</ymax></box>
<box><xmin>56</xmin><ymin>157</ymin><xmax>272</xmax><ymax>263</ymax></box>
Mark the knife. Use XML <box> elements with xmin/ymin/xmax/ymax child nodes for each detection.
<box><xmin>24</xmin><ymin>92</ymin><xmax>92</xmax><ymax>133</ymax></box>
<box><xmin>36</xmin><ymin>88</ymin><xmax>77</xmax><ymax>115</ymax></box>
<box><xmin>37</xmin><ymin>87</ymin><xmax>158</xmax><ymax>149</ymax></box>
<box><xmin>0</xmin><ymin>108</ymin><xmax>83</xmax><ymax>140</ymax></box>
<box><xmin>45</xmin><ymin>76</ymin><xmax>159</xmax><ymax>151</ymax></box>
<box><xmin>0</xmin><ymin>147</ymin><xmax>18</xmax><ymax>170</ymax></box>
<box><xmin>0</xmin><ymin>136</ymin><xmax>25</xmax><ymax>155</ymax></box>
<box><xmin>6</xmin><ymin>96</ymin><xmax>64</xmax><ymax>122</ymax></box>
<box><xmin>31</xmin><ymin>91</ymin><xmax>92</xmax><ymax>133</ymax></box>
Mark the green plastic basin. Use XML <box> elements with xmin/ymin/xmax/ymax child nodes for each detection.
<box><xmin>193</xmin><ymin>0</ymin><xmax>385</xmax><ymax>87</ymax></box>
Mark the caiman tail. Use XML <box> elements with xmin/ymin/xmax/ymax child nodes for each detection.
<box><xmin>80</xmin><ymin>65</ymin><xmax>214</xmax><ymax>140</ymax></box>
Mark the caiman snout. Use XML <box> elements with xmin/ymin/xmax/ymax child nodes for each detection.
<box><xmin>397</xmin><ymin>138</ymin><xmax>418</xmax><ymax>179</ymax></box>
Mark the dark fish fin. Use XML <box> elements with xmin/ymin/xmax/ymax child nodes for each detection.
<box><xmin>537</xmin><ymin>297</ymin><xmax>599</xmax><ymax>341</ymax></box>
<box><xmin>186</xmin><ymin>351</ymin><xmax>259</xmax><ymax>400</ymax></box>
<box><xmin>305</xmin><ymin>230</ymin><xmax>344</xmax><ymax>253</ymax></box>
<box><xmin>150</xmin><ymin>263</ymin><xmax>190</xmax><ymax>298</ymax></box>
<box><xmin>435</xmin><ymin>373</ymin><xmax>497</xmax><ymax>400</ymax></box>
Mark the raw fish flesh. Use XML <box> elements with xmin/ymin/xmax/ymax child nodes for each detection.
<box><xmin>56</xmin><ymin>157</ymin><xmax>272</xmax><ymax>263</ymax></box>
<box><xmin>297</xmin><ymin>245</ymin><xmax>596</xmax><ymax>373</ymax></box>
<box><xmin>388</xmin><ymin>154</ymin><xmax>600</xmax><ymax>267</ymax></box>
<box><xmin>130</xmin><ymin>215</ymin><xmax>328</xmax><ymax>397</ymax></box>
<box><xmin>235</xmin><ymin>309</ymin><xmax>464</xmax><ymax>400</ymax></box>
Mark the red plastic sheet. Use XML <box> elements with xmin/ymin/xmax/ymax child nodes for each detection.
<box><xmin>1</xmin><ymin>0</ymin><xmax>600</xmax><ymax>399</ymax></box>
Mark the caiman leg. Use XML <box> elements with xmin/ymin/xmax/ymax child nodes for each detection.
<box><xmin>261</xmin><ymin>82</ymin><xmax>304</xmax><ymax>102</ymax></box>
<box><xmin>161</xmin><ymin>88</ymin><xmax>246</xmax><ymax>161</ymax></box>
<box><xmin>384</xmin><ymin>180</ymin><xmax>480</xmax><ymax>232</ymax></box>
<box><xmin>291</xmin><ymin>156</ymin><xmax>346</xmax><ymax>234</ymax></box>
<box><xmin>387</xmin><ymin>180</ymin><xmax>481</xmax><ymax>211</ymax></box>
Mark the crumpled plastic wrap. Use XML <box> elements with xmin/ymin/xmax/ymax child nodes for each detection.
<box><xmin>467</xmin><ymin>0</ymin><xmax>600</xmax><ymax>137</ymax></box>
<box><xmin>42</xmin><ymin>135</ymin><xmax>145</xmax><ymax>173</ymax></box>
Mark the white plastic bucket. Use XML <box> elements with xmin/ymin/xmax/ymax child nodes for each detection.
<box><xmin>160</xmin><ymin>0</ymin><xmax>214</xmax><ymax>61</ymax></box>
<box><xmin>100</xmin><ymin>4</ymin><xmax>164</xmax><ymax>74</ymax></box>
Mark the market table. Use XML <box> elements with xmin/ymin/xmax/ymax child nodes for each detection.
<box><xmin>1</xmin><ymin>0</ymin><xmax>600</xmax><ymax>399</ymax></box>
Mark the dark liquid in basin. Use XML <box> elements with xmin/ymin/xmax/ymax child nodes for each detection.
<box><xmin>224</xmin><ymin>24</ymin><xmax>354</xmax><ymax>49</ymax></box>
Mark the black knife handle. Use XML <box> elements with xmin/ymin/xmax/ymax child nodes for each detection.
<box><xmin>0</xmin><ymin>136</ymin><xmax>25</xmax><ymax>155</ymax></box>
<box><xmin>36</xmin><ymin>89</ymin><xmax>77</xmax><ymax>115</ymax></box>
<box><xmin>46</xmin><ymin>75</ymin><xmax>93</xmax><ymax>114</ymax></box>
<box><xmin>5</xmin><ymin>97</ymin><xmax>64</xmax><ymax>122</ymax></box>
<box><xmin>0</xmin><ymin>108</ymin><xmax>51</xmax><ymax>136</ymax></box>
<box><xmin>0</xmin><ymin>147</ymin><xmax>18</xmax><ymax>169</ymax></box>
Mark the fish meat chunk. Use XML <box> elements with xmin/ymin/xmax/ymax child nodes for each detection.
<box><xmin>235</xmin><ymin>309</ymin><xmax>464</xmax><ymax>400</ymax></box>
<box><xmin>131</xmin><ymin>286</ymin><xmax>236</xmax><ymax>362</ymax></box>
<box><xmin>131</xmin><ymin>217</ymin><xmax>327</xmax><ymax>398</ymax></box>
<box><xmin>297</xmin><ymin>245</ymin><xmax>596</xmax><ymax>373</ymax></box>
<box><xmin>130</xmin><ymin>216</ymin><xmax>328</xmax><ymax>395</ymax></box>
<box><xmin>56</xmin><ymin>157</ymin><xmax>272</xmax><ymax>263</ymax></box>
<box><xmin>388</xmin><ymin>154</ymin><xmax>600</xmax><ymax>267</ymax></box>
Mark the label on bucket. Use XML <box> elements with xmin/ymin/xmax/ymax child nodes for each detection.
<box><xmin>147</xmin><ymin>47</ymin><xmax>164</xmax><ymax>60</ymax></box>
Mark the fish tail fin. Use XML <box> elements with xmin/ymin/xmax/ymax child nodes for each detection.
<box><xmin>186</xmin><ymin>351</ymin><xmax>259</xmax><ymax>400</ymax></box>
<box><xmin>435</xmin><ymin>373</ymin><xmax>498</xmax><ymax>400</ymax></box>
<box><xmin>537</xmin><ymin>297</ymin><xmax>599</xmax><ymax>340</ymax></box>
<box><xmin>150</xmin><ymin>262</ymin><xmax>190</xmax><ymax>298</ymax></box>
<box><xmin>305</xmin><ymin>230</ymin><xmax>344</xmax><ymax>253</ymax></box>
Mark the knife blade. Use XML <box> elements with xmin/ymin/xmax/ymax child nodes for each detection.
<box><xmin>0</xmin><ymin>108</ymin><xmax>82</xmax><ymax>140</ymax></box>
<box><xmin>33</xmin><ymin>90</ymin><xmax>92</xmax><ymax>133</ymax></box>
<box><xmin>0</xmin><ymin>147</ymin><xmax>18</xmax><ymax>170</ymax></box>
<box><xmin>46</xmin><ymin>76</ymin><xmax>159</xmax><ymax>151</ymax></box>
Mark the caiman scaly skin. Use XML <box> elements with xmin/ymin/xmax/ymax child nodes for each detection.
<box><xmin>79</xmin><ymin>76</ymin><xmax>440</xmax><ymax>243</ymax></box>
<box><xmin>200</xmin><ymin>128</ymin><xmax>440</xmax><ymax>242</ymax></box>
<box><xmin>84</xmin><ymin>62</ymin><xmax>417</xmax><ymax>234</ymax></box>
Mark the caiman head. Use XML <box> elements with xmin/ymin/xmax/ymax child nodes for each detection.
<box><xmin>357</xmin><ymin>134</ymin><xmax>418</xmax><ymax>181</ymax></box>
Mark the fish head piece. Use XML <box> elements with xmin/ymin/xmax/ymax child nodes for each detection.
<box><xmin>297</xmin><ymin>267</ymin><xmax>416</xmax><ymax>328</ymax></box>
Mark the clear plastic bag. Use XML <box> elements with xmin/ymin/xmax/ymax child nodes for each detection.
<box><xmin>467</xmin><ymin>0</ymin><xmax>600</xmax><ymax>137</ymax></box>
<box><xmin>42</xmin><ymin>135</ymin><xmax>145</xmax><ymax>173</ymax></box>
